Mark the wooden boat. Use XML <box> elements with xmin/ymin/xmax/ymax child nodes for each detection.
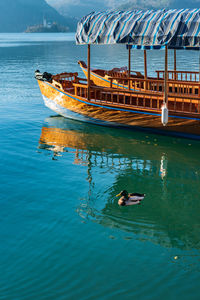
<box><xmin>78</xmin><ymin>60</ymin><xmax>145</xmax><ymax>89</ymax></box>
<box><xmin>36</xmin><ymin>9</ymin><xmax>200</xmax><ymax>140</ymax></box>
<box><xmin>78</xmin><ymin>60</ymin><xmax>200</xmax><ymax>97</ymax></box>
<box><xmin>35</xmin><ymin>69</ymin><xmax>200</xmax><ymax>139</ymax></box>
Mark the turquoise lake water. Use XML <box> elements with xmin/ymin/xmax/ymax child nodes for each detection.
<box><xmin>0</xmin><ymin>33</ymin><xmax>200</xmax><ymax>299</ymax></box>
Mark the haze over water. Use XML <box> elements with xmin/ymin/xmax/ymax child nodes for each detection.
<box><xmin>0</xmin><ymin>33</ymin><xmax>200</xmax><ymax>299</ymax></box>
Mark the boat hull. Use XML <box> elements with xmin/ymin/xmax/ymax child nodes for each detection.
<box><xmin>37</xmin><ymin>80</ymin><xmax>200</xmax><ymax>139</ymax></box>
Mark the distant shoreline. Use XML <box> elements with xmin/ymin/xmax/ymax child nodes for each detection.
<box><xmin>25</xmin><ymin>23</ymin><xmax>70</xmax><ymax>33</ymax></box>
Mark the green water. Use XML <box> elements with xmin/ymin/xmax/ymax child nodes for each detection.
<box><xmin>0</xmin><ymin>33</ymin><xmax>199</xmax><ymax>299</ymax></box>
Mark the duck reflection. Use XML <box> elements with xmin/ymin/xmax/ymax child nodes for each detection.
<box><xmin>38</xmin><ymin>116</ymin><xmax>200</xmax><ymax>251</ymax></box>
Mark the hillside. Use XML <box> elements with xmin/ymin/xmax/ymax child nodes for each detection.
<box><xmin>47</xmin><ymin>0</ymin><xmax>106</xmax><ymax>18</ymax></box>
<box><xmin>0</xmin><ymin>0</ymin><xmax>76</xmax><ymax>32</ymax></box>
<box><xmin>47</xmin><ymin>0</ymin><xmax>200</xmax><ymax>18</ymax></box>
<box><xmin>118</xmin><ymin>0</ymin><xmax>200</xmax><ymax>10</ymax></box>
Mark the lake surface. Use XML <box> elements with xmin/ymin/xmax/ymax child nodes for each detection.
<box><xmin>0</xmin><ymin>33</ymin><xmax>200</xmax><ymax>300</ymax></box>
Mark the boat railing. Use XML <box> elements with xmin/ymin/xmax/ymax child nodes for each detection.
<box><xmin>73</xmin><ymin>82</ymin><xmax>200</xmax><ymax>115</ymax></box>
<box><xmin>109</xmin><ymin>76</ymin><xmax>200</xmax><ymax>97</ymax></box>
<box><xmin>156</xmin><ymin>70</ymin><xmax>200</xmax><ymax>82</ymax></box>
<box><xmin>73</xmin><ymin>82</ymin><xmax>89</xmax><ymax>98</ymax></box>
<box><xmin>52</xmin><ymin>73</ymin><xmax>88</xmax><ymax>91</ymax></box>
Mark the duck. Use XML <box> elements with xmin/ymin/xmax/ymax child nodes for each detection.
<box><xmin>116</xmin><ymin>190</ymin><xmax>145</xmax><ymax>206</ymax></box>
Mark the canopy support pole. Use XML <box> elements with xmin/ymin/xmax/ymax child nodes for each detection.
<box><xmin>144</xmin><ymin>50</ymin><xmax>147</xmax><ymax>90</ymax></box>
<box><xmin>164</xmin><ymin>45</ymin><xmax>168</xmax><ymax>104</ymax></box>
<box><xmin>128</xmin><ymin>46</ymin><xmax>131</xmax><ymax>90</ymax></box>
<box><xmin>174</xmin><ymin>49</ymin><xmax>176</xmax><ymax>80</ymax></box>
<box><xmin>87</xmin><ymin>44</ymin><xmax>91</xmax><ymax>101</ymax></box>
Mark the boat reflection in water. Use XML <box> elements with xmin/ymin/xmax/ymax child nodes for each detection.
<box><xmin>39</xmin><ymin>116</ymin><xmax>200</xmax><ymax>256</ymax></box>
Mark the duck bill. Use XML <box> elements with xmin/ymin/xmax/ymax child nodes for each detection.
<box><xmin>116</xmin><ymin>193</ymin><xmax>121</xmax><ymax>197</ymax></box>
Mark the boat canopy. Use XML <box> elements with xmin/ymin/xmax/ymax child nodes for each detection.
<box><xmin>76</xmin><ymin>9</ymin><xmax>200</xmax><ymax>49</ymax></box>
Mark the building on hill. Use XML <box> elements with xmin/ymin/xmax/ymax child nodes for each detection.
<box><xmin>25</xmin><ymin>18</ymin><xmax>69</xmax><ymax>33</ymax></box>
<box><xmin>43</xmin><ymin>17</ymin><xmax>52</xmax><ymax>29</ymax></box>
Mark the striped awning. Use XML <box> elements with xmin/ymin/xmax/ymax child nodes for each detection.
<box><xmin>76</xmin><ymin>9</ymin><xmax>200</xmax><ymax>49</ymax></box>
